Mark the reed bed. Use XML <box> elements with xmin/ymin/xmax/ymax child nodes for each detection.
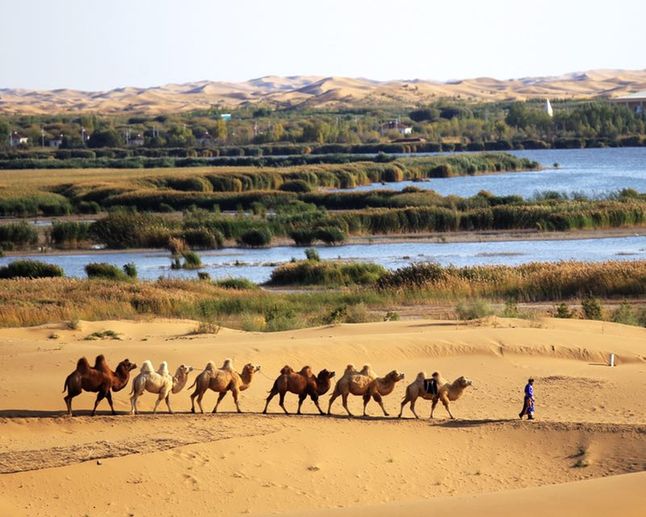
<box><xmin>0</xmin><ymin>260</ymin><xmax>643</xmax><ymax>329</ymax></box>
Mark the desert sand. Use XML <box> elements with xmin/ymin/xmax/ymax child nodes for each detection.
<box><xmin>2</xmin><ymin>69</ymin><xmax>646</xmax><ymax>114</ymax></box>
<box><xmin>0</xmin><ymin>317</ymin><xmax>644</xmax><ymax>516</ymax></box>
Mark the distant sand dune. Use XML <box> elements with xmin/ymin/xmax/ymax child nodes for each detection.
<box><xmin>2</xmin><ymin>68</ymin><xmax>646</xmax><ymax>114</ymax></box>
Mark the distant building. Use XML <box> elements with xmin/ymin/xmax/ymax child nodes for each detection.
<box><xmin>610</xmin><ymin>91</ymin><xmax>646</xmax><ymax>115</ymax></box>
<box><xmin>380</xmin><ymin>120</ymin><xmax>413</xmax><ymax>136</ymax></box>
<box><xmin>196</xmin><ymin>131</ymin><xmax>215</xmax><ymax>147</ymax></box>
<box><xmin>128</xmin><ymin>133</ymin><xmax>145</xmax><ymax>146</ymax></box>
<box><xmin>48</xmin><ymin>134</ymin><xmax>64</xmax><ymax>148</ymax></box>
<box><xmin>9</xmin><ymin>131</ymin><xmax>29</xmax><ymax>147</ymax></box>
<box><xmin>220</xmin><ymin>113</ymin><xmax>232</xmax><ymax>121</ymax></box>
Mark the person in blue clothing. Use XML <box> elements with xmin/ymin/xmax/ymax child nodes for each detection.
<box><xmin>519</xmin><ymin>378</ymin><xmax>535</xmax><ymax>420</ymax></box>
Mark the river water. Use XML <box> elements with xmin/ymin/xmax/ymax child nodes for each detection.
<box><xmin>2</xmin><ymin>235</ymin><xmax>643</xmax><ymax>283</ymax></box>
<box><xmin>346</xmin><ymin>147</ymin><xmax>646</xmax><ymax>197</ymax></box>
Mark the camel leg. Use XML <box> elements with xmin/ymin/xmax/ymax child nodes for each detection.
<box><xmin>410</xmin><ymin>397</ymin><xmax>420</xmax><ymax>419</ymax></box>
<box><xmin>310</xmin><ymin>393</ymin><xmax>324</xmax><ymax>415</ymax></box>
<box><xmin>279</xmin><ymin>391</ymin><xmax>290</xmax><ymax>415</ymax></box>
<box><xmin>165</xmin><ymin>394</ymin><xmax>173</xmax><ymax>414</ymax></box>
<box><xmin>130</xmin><ymin>392</ymin><xmax>138</xmax><ymax>415</ymax></box>
<box><xmin>212</xmin><ymin>391</ymin><xmax>227</xmax><ymax>413</ymax></box>
<box><xmin>430</xmin><ymin>398</ymin><xmax>439</xmax><ymax>419</ymax></box>
<box><xmin>372</xmin><ymin>393</ymin><xmax>388</xmax><ymax>417</ymax></box>
<box><xmin>442</xmin><ymin>398</ymin><xmax>455</xmax><ymax>419</ymax></box>
<box><xmin>297</xmin><ymin>393</ymin><xmax>308</xmax><ymax>415</ymax></box>
<box><xmin>263</xmin><ymin>387</ymin><xmax>279</xmax><ymax>414</ymax></box>
<box><xmin>398</xmin><ymin>394</ymin><xmax>410</xmax><ymax>418</ymax></box>
<box><xmin>327</xmin><ymin>388</ymin><xmax>340</xmax><ymax>415</ymax></box>
<box><xmin>64</xmin><ymin>386</ymin><xmax>80</xmax><ymax>417</ymax></box>
<box><xmin>195</xmin><ymin>391</ymin><xmax>206</xmax><ymax>414</ymax></box>
<box><xmin>342</xmin><ymin>393</ymin><xmax>353</xmax><ymax>417</ymax></box>
<box><xmin>362</xmin><ymin>393</ymin><xmax>371</xmax><ymax>417</ymax></box>
<box><xmin>153</xmin><ymin>393</ymin><xmax>165</xmax><ymax>414</ymax></box>
<box><xmin>106</xmin><ymin>391</ymin><xmax>116</xmax><ymax>415</ymax></box>
<box><xmin>91</xmin><ymin>391</ymin><xmax>106</xmax><ymax>417</ymax></box>
<box><xmin>190</xmin><ymin>389</ymin><xmax>201</xmax><ymax>413</ymax></box>
<box><xmin>231</xmin><ymin>388</ymin><xmax>242</xmax><ymax>413</ymax></box>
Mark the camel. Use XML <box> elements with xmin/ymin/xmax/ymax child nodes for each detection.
<box><xmin>63</xmin><ymin>355</ymin><xmax>137</xmax><ymax>416</ymax></box>
<box><xmin>327</xmin><ymin>364</ymin><xmax>405</xmax><ymax>417</ymax></box>
<box><xmin>189</xmin><ymin>359</ymin><xmax>260</xmax><ymax>414</ymax></box>
<box><xmin>130</xmin><ymin>361</ymin><xmax>194</xmax><ymax>414</ymax></box>
<box><xmin>262</xmin><ymin>365</ymin><xmax>336</xmax><ymax>415</ymax></box>
<box><xmin>398</xmin><ymin>371</ymin><xmax>472</xmax><ymax>419</ymax></box>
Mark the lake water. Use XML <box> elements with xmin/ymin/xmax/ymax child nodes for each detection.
<box><xmin>3</xmin><ymin>235</ymin><xmax>644</xmax><ymax>284</ymax></box>
<box><xmin>345</xmin><ymin>147</ymin><xmax>646</xmax><ymax>197</ymax></box>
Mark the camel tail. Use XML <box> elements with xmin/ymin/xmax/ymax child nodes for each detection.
<box><xmin>187</xmin><ymin>379</ymin><xmax>197</xmax><ymax>391</ymax></box>
<box><xmin>62</xmin><ymin>375</ymin><xmax>69</xmax><ymax>393</ymax></box>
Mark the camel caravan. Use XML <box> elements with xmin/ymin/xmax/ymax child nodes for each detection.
<box><xmin>63</xmin><ymin>356</ymin><xmax>472</xmax><ymax>419</ymax></box>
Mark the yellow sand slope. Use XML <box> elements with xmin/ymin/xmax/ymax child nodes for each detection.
<box><xmin>0</xmin><ymin>317</ymin><xmax>644</xmax><ymax>515</ymax></box>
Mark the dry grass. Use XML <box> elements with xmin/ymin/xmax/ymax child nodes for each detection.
<box><xmin>0</xmin><ymin>260</ymin><xmax>644</xmax><ymax>330</ymax></box>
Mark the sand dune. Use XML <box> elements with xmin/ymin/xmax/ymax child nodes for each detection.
<box><xmin>2</xmin><ymin>69</ymin><xmax>646</xmax><ymax>114</ymax></box>
<box><xmin>0</xmin><ymin>317</ymin><xmax>644</xmax><ymax>515</ymax></box>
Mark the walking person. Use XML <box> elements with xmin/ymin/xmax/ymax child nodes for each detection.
<box><xmin>519</xmin><ymin>378</ymin><xmax>535</xmax><ymax>420</ymax></box>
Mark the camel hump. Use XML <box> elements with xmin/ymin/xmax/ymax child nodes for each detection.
<box><xmin>415</xmin><ymin>372</ymin><xmax>426</xmax><ymax>382</ymax></box>
<box><xmin>140</xmin><ymin>360</ymin><xmax>154</xmax><ymax>374</ymax></box>
<box><xmin>221</xmin><ymin>358</ymin><xmax>234</xmax><ymax>371</ymax></box>
<box><xmin>359</xmin><ymin>364</ymin><xmax>376</xmax><ymax>378</ymax></box>
<box><xmin>280</xmin><ymin>365</ymin><xmax>294</xmax><ymax>375</ymax></box>
<box><xmin>157</xmin><ymin>361</ymin><xmax>169</xmax><ymax>376</ymax></box>
<box><xmin>94</xmin><ymin>355</ymin><xmax>110</xmax><ymax>371</ymax></box>
<box><xmin>205</xmin><ymin>361</ymin><xmax>216</xmax><ymax>372</ymax></box>
<box><xmin>76</xmin><ymin>357</ymin><xmax>91</xmax><ymax>374</ymax></box>
<box><xmin>298</xmin><ymin>366</ymin><xmax>312</xmax><ymax>376</ymax></box>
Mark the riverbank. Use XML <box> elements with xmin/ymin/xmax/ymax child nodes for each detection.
<box><xmin>2</xmin><ymin>226</ymin><xmax>643</xmax><ymax>257</ymax></box>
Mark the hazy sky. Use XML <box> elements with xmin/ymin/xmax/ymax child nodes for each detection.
<box><xmin>1</xmin><ymin>0</ymin><xmax>644</xmax><ymax>90</ymax></box>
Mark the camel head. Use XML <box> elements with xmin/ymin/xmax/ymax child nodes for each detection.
<box><xmin>317</xmin><ymin>369</ymin><xmax>336</xmax><ymax>382</ymax></box>
<box><xmin>384</xmin><ymin>370</ymin><xmax>405</xmax><ymax>383</ymax></box>
<box><xmin>454</xmin><ymin>376</ymin><xmax>472</xmax><ymax>389</ymax></box>
<box><xmin>242</xmin><ymin>363</ymin><xmax>261</xmax><ymax>375</ymax></box>
<box><xmin>118</xmin><ymin>358</ymin><xmax>137</xmax><ymax>372</ymax></box>
<box><xmin>174</xmin><ymin>364</ymin><xmax>193</xmax><ymax>378</ymax></box>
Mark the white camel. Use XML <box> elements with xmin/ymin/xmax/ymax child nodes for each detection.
<box><xmin>130</xmin><ymin>360</ymin><xmax>193</xmax><ymax>414</ymax></box>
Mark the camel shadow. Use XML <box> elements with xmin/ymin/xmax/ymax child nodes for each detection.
<box><xmin>434</xmin><ymin>418</ymin><xmax>514</xmax><ymax>428</ymax></box>
<box><xmin>0</xmin><ymin>409</ymin><xmax>133</xmax><ymax>418</ymax></box>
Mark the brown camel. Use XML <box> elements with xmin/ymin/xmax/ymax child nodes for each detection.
<box><xmin>189</xmin><ymin>359</ymin><xmax>260</xmax><ymax>413</ymax></box>
<box><xmin>262</xmin><ymin>365</ymin><xmax>336</xmax><ymax>415</ymax></box>
<box><xmin>398</xmin><ymin>371</ymin><xmax>472</xmax><ymax>419</ymax></box>
<box><xmin>63</xmin><ymin>355</ymin><xmax>137</xmax><ymax>416</ymax></box>
<box><xmin>327</xmin><ymin>364</ymin><xmax>405</xmax><ymax>417</ymax></box>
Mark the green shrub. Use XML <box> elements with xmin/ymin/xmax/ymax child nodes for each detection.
<box><xmin>181</xmin><ymin>251</ymin><xmax>202</xmax><ymax>269</ymax></box>
<box><xmin>182</xmin><ymin>228</ymin><xmax>224</xmax><ymax>249</ymax></box>
<box><xmin>237</xmin><ymin>228</ymin><xmax>272</xmax><ymax>247</ymax></box>
<box><xmin>280</xmin><ymin>180</ymin><xmax>312</xmax><ymax>193</ymax></box>
<box><xmin>611</xmin><ymin>302</ymin><xmax>638</xmax><ymax>326</ymax></box>
<box><xmin>0</xmin><ymin>222</ymin><xmax>38</xmax><ymax>249</ymax></box>
<box><xmin>0</xmin><ymin>260</ymin><xmax>64</xmax><ymax>279</ymax></box>
<box><xmin>213</xmin><ymin>277</ymin><xmax>258</xmax><ymax>289</ymax></box>
<box><xmin>315</xmin><ymin>226</ymin><xmax>346</xmax><ymax>245</ymax></box>
<box><xmin>581</xmin><ymin>295</ymin><xmax>603</xmax><ymax>320</ymax></box>
<box><xmin>455</xmin><ymin>299</ymin><xmax>494</xmax><ymax>320</ymax></box>
<box><xmin>269</xmin><ymin>260</ymin><xmax>387</xmax><ymax>286</ymax></box>
<box><xmin>289</xmin><ymin>229</ymin><xmax>316</xmax><ymax>246</ymax></box>
<box><xmin>85</xmin><ymin>262</ymin><xmax>129</xmax><ymax>281</ymax></box>
<box><xmin>50</xmin><ymin>222</ymin><xmax>92</xmax><ymax>248</ymax></box>
<box><xmin>123</xmin><ymin>263</ymin><xmax>138</xmax><ymax>279</ymax></box>
<box><xmin>304</xmin><ymin>248</ymin><xmax>320</xmax><ymax>261</ymax></box>
<box><xmin>554</xmin><ymin>303</ymin><xmax>573</xmax><ymax>318</ymax></box>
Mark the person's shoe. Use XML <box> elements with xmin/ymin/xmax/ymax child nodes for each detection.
<box><xmin>528</xmin><ymin>415</ymin><xmax>534</xmax><ymax>420</ymax></box>
<box><xmin>519</xmin><ymin>412</ymin><xmax>523</xmax><ymax>419</ymax></box>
